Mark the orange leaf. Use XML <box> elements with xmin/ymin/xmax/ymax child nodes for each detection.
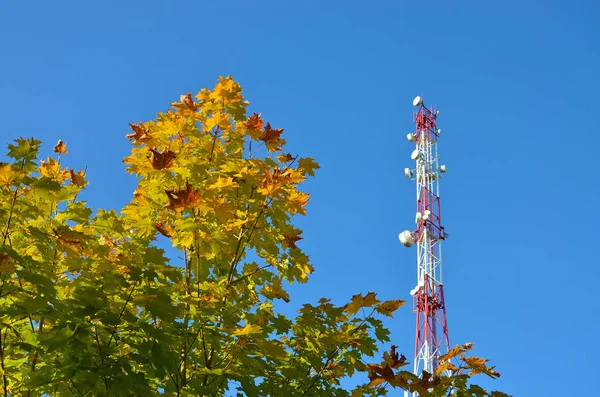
<box><xmin>127</xmin><ymin>123</ymin><xmax>152</xmax><ymax>143</ymax></box>
<box><xmin>245</xmin><ymin>112</ymin><xmax>264</xmax><ymax>131</ymax></box>
<box><xmin>53</xmin><ymin>139</ymin><xmax>68</xmax><ymax>154</ymax></box>
<box><xmin>171</xmin><ymin>92</ymin><xmax>198</xmax><ymax>112</ymax></box>
<box><xmin>154</xmin><ymin>222</ymin><xmax>173</xmax><ymax>238</ymax></box>
<box><xmin>260</xmin><ymin>122</ymin><xmax>284</xmax><ymax>151</ymax></box>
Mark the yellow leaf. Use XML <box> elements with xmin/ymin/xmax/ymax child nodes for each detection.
<box><xmin>204</xmin><ymin>112</ymin><xmax>232</xmax><ymax>132</ymax></box>
<box><xmin>215</xmin><ymin>202</ymin><xmax>235</xmax><ymax>222</ymax></box>
<box><xmin>375</xmin><ymin>299</ymin><xmax>405</xmax><ymax>317</ymax></box>
<box><xmin>39</xmin><ymin>157</ymin><xmax>70</xmax><ymax>182</ymax></box>
<box><xmin>439</xmin><ymin>343</ymin><xmax>472</xmax><ymax>361</ymax></box>
<box><xmin>53</xmin><ymin>139</ymin><xmax>68</xmax><ymax>154</ymax></box>
<box><xmin>298</xmin><ymin>157</ymin><xmax>320</xmax><ymax>176</ymax></box>
<box><xmin>344</xmin><ymin>292</ymin><xmax>380</xmax><ymax>316</ymax></box>
<box><xmin>232</xmin><ymin>323</ymin><xmax>262</xmax><ymax>336</ymax></box>
<box><xmin>208</xmin><ymin>177</ymin><xmax>237</xmax><ymax>190</ymax></box>
<box><xmin>0</xmin><ymin>163</ymin><xmax>14</xmax><ymax>186</ymax></box>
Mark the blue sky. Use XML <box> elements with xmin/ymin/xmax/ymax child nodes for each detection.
<box><xmin>1</xmin><ymin>0</ymin><xmax>599</xmax><ymax>395</ymax></box>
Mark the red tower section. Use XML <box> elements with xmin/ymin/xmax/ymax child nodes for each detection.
<box><xmin>400</xmin><ymin>97</ymin><xmax>450</xmax><ymax>395</ymax></box>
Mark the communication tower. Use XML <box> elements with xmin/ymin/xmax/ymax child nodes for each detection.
<box><xmin>399</xmin><ymin>96</ymin><xmax>450</xmax><ymax>396</ymax></box>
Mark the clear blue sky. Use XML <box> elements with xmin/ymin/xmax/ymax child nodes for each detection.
<box><xmin>1</xmin><ymin>1</ymin><xmax>598</xmax><ymax>395</ymax></box>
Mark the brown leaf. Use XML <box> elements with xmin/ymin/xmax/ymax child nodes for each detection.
<box><xmin>154</xmin><ymin>222</ymin><xmax>173</xmax><ymax>238</ymax></box>
<box><xmin>127</xmin><ymin>123</ymin><xmax>152</xmax><ymax>143</ymax></box>
<box><xmin>260</xmin><ymin>122</ymin><xmax>283</xmax><ymax>144</ymax></box>
<box><xmin>53</xmin><ymin>139</ymin><xmax>68</xmax><ymax>154</ymax></box>
<box><xmin>70</xmin><ymin>169</ymin><xmax>87</xmax><ymax>187</ymax></box>
<box><xmin>383</xmin><ymin>345</ymin><xmax>408</xmax><ymax>369</ymax></box>
<box><xmin>0</xmin><ymin>253</ymin><xmax>15</xmax><ymax>274</ymax></box>
<box><xmin>165</xmin><ymin>182</ymin><xmax>201</xmax><ymax>211</ymax></box>
<box><xmin>245</xmin><ymin>112</ymin><xmax>264</xmax><ymax>131</ymax></box>
<box><xmin>148</xmin><ymin>148</ymin><xmax>177</xmax><ymax>170</ymax></box>
<box><xmin>171</xmin><ymin>92</ymin><xmax>198</xmax><ymax>112</ymax></box>
<box><xmin>283</xmin><ymin>228</ymin><xmax>303</xmax><ymax>249</ymax></box>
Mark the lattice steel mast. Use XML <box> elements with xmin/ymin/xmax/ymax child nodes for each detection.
<box><xmin>399</xmin><ymin>96</ymin><xmax>450</xmax><ymax>396</ymax></box>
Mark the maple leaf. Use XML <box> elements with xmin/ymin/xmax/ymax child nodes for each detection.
<box><xmin>39</xmin><ymin>157</ymin><xmax>70</xmax><ymax>182</ymax></box>
<box><xmin>171</xmin><ymin>92</ymin><xmax>198</xmax><ymax>112</ymax></box>
<box><xmin>261</xmin><ymin>281</ymin><xmax>291</xmax><ymax>303</ymax></box>
<box><xmin>165</xmin><ymin>182</ymin><xmax>201</xmax><ymax>211</ymax></box>
<box><xmin>344</xmin><ymin>292</ymin><xmax>380</xmax><ymax>316</ymax></box>
<box><xmin>283</xmin><ymin>227</ymin><xmax>303</xmax><ymax>249</ymax></box>
<box><xmin>298</xmin><ymin>157</ymin><xmax>320</xmax><ymax>176</ymax></box>
<box><xmin>214</xmin><ymin>202</ymin><xmax>235</xmax><ymax>222</ymax></box>
<box><xmin>148</xmin><ymin>148</ymin><xmax>177</xmax><ymax>170</ymax></box>
<box><xmin>53</xmin><ymin>225</ymin><xmax>87</xmax><ymax>255</ymax></box>
<box><xmin>127</xmin><ymin>122</ymin><xmax>152</xmax><ymax>143</ymax></box>
<box><xmin>70</xmin><ymin>169</ymin><xmax>87</xmax><ymax>187</ymax></box>
<box><xmin>232</xmin><ymin>323</ymin><xmax>262</xmax><ymax>336</ymax></box>
<box><xmin>53</xmin><ymin>139</ymin><xmax>68</xmax><ymax>154</ymax></box>
<box><xmin>375</xmin><ymin>299</ymin><xmax>405</xmax><ymax>317</ymax></box>
<box><xmin>440</xmin><ymin>343</ymin><xmax>473</xmax><ymax>361</ymax></box>
<box><xmin>260</xmin><ymin>122</ymin><xmax>285</xmax><ymax>151</ymax></box>
<box><xmin>245</xmin><ymin>112</ymin><xmax>264</xmax><ymax>131</ymax></box>
<box><xmin>383</xmin><ymin>345</ymin><xmax>408</xmax><ymax>369</ymax></box>
<box><xmin>0</xmin><ymin>253</ymin><xmax>16</xmax><ymax>274</ymax></box>
<box><xmin>277</xmin><ymin>153</ymin><xmax>295</xmax><ymax>163</ymax></box>
<box><xmin>154</xmin><ymin>222</ymin><xmax>173</xmax><ymax>238</ymax></box>
<box><xmin>0</xmin><ymin>162</ymin><xmax>14</xmax><ymax>186</ymax></box>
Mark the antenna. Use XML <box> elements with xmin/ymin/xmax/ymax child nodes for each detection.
<box><xmin>400</xmin><ymin>96</ymin><xmax>451</xmax><ymax>396</ymax></box>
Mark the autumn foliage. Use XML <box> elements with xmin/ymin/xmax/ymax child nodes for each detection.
<box><xmin>0</xmin><ymin>77</ymin><xmax>508</xmax><ymax>396</ymax></box>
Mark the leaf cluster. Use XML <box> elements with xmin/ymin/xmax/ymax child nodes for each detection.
<box><xmin>0</xmin><ymin>77</ymin><xmax>509</xmax><ymax>397</ymax></box>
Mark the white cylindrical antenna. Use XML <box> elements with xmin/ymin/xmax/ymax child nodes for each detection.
<box><xmin>407</xmin><ymin>133</ymin><xmax>416</xmax><ymax>142</ymax></box>
<box><xmin>413</xmin><ymin>96</ymin><xmax>423</xmax><ymax>107</ymax></box>
<box><xmin>440</xmin><ymin>165</ymin><xmax>447</xmax><ymax>173</ymax></box>
<box><xmin>405</xmin><ymin>168</ymin><xmax>412</xmax><ymax>178</ymax></box>
<box><xmin>399</xmin><ymin>230</ymin><xmax>415</xmax><ymax>247</ymax></box>
<box><xmin>411</xmin><ymin>149</ymin><xmax>420</xmax><ymax>160</ymax></box>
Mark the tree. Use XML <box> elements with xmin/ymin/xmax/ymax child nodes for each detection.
<box><xmin>0</xmin><ymin>76</ymin><xmax>508</xmax><ymax>396</ymax></box>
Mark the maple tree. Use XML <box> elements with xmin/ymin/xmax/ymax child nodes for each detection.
<box><xmin>0</xmin><ymin>76</ymin><xmax>509</xmax><ymax>396</ymax></box>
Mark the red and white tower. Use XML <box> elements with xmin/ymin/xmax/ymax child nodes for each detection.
<box><xmin>399</xmin><ymin>96</ymin><xmax>450</xmax><ymax>395</ymax></box>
